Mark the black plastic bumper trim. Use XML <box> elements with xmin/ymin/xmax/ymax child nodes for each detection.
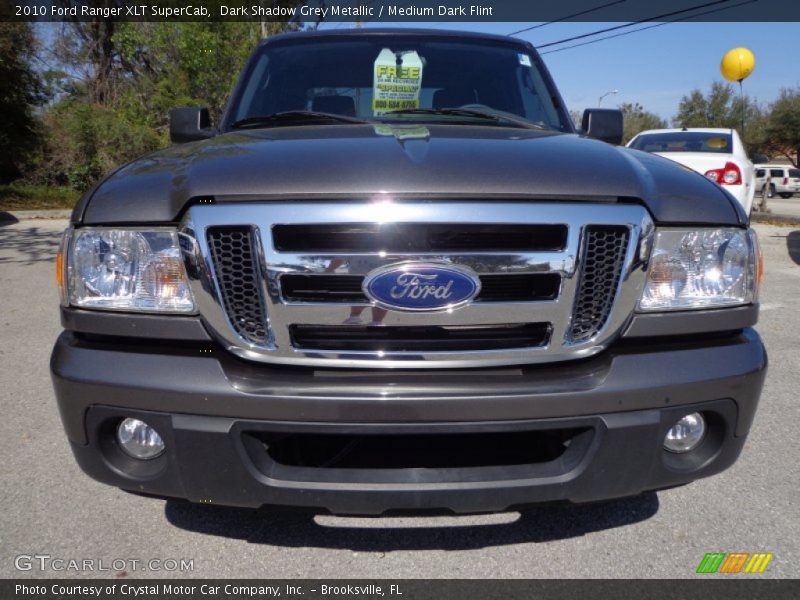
<box><xmin>69</xmin><ymin>399</ymin><xmax>745</xmax><ymax>514</ymax></box>
<box><xmin>61</xmin><ymin>307</ymin><xmax>212</xmax><ymax>341</ymax></box>
<box><xmin>623</xmin><ymin>304</ymin><xmax>758</xmax><ymax>338</ymax></box>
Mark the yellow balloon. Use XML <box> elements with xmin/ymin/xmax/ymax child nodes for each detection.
<box><xmin>720</xmin><ymin>47</ymin><xmax>755</xmax><ymax>82</ymax></box>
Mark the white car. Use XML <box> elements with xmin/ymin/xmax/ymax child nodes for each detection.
<box><xmin>627</xmin><ymin>128</ymin><xmax>756</xmax><ymax>214</ymax></box>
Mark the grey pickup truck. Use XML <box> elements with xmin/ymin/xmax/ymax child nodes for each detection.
<box><xmin>52</xmin><ymin>29</ymin><xmax>766</xmax><ymax>515</ymax></box>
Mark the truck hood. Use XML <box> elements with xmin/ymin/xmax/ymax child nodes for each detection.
<box><xmin>76</xmin><ymin>124</ymin><xmax>745</xmax><ymax>225</ymax></box>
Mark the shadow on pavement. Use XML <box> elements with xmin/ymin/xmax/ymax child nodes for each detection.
<box><xmin>0</xmin><ymin>225</ymin><xmax>60</xmax><ymax>265</ymax></box>
<box><xmin>164</xmin><ymin>493</ymin><xmax>659</xmax><ymax>550</ymax></box>
<box><xmin>787</xmin><ymin>231</ymin><xmax>800</xmax><ymax>266</ymax></box>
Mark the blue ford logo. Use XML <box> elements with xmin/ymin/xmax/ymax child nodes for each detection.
<box><xmin>363</xmin><ymin>263</ymin><xmax>481</xmax><ymax>312</ymax></box>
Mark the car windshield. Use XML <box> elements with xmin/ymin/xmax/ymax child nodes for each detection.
<box><xmin>629</xmin><ymin>131</ymin><xmax>733</xmax><ymax>154</ymax></box>
<box><xmin>227</xmin><ymin>36</ymin><xmax>570</xmax><ymax>132</ymax></box>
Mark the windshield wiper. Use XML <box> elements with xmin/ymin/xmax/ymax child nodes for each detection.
<box><xmin>232</xmin><ymin>111</ymin><xmax>368</xmax><ymax>129</ymax></box>
<box><xmin>384</xmin><ymin>107</ymin><xmax>547</xmax><ymax>130</ymax></box>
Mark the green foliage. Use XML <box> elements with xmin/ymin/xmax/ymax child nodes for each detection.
<box><xmin>619</xmin><ymin>102</ymin><xmax>667</xmax><ymax>144</ymax></box>
<box><xmin>765</xmin><ymin>88</ymin><xmax>800</xmax><ymax>166</ymax></box>
<box><xmin>0</xmin><ymin>183</ymin><xmax>79</xmax><ymax>210</ymax></box>
<box><xmin>21</xmin><ymin>20</ymin><xmax>281</xmax><ymax>191</ymax></box>
<box><xmin>0</xmin><ymin>22</ymin><xmax>42</xmax><ymax>183</ymax></box>
<box><xmin>114</xmin><ymin>22</ymin><xmax>262</xmax><ymax>124</ymax></box>
<box><xmin>33</xmin><ymin>100</ymin><xmax>162</xmax><ymax>190</ymax></box>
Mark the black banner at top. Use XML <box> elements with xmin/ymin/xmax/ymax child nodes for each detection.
<box><xmin>3</xmin><ymin>0</ymin><xmax>800</xmax><ymax>23</ymax></box>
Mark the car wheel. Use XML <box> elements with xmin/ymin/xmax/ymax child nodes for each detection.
<box><xmin>779</xmin><ymin>193</ymin><xmax>793</xmax><ymax>199</ymax></box>
<box><xmin>768</xmin><ymin>184</ymin><xmax>776</xmax><ymax>198</ymax></box>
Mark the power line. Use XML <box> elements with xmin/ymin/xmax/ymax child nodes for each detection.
<box><xmin>508</xmin><ymin>0</ymin><xmax>628</xmax><ymax>36</ymax></box>
<box><xmin>540</xmin><ymin>0</ymin><xmax>756</xmax><ymax>55</ymax></box>
<box><xmin>536</xmin><ymin>0</ymin><xmax>733</xmax><ymax>49</ymax></box>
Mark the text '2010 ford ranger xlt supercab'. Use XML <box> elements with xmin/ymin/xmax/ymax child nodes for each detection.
<box><xmin>51</xmin><ymin>29</ymin><xmax>766</xmax><ymax>515</ymax></box>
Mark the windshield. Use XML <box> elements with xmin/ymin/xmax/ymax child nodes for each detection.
<box><xmin>227</xmin><ymin>37</ymin><xmax>570</xmax><ymax>131</ymax></box>
<box><xmin>629</xmin><ymin>132</ymin><xmax>733</xmax><ymax>154</ymax></box>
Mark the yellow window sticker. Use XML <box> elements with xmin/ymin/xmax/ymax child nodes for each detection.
<box><xmin>372</xmin><ymin>49</ymin><xmax>424</xmax><ymax>116</ymax></box>
<box><xmin>706</xmin><ymin>137</ymin><xmax>729</xmax><ymax>149</ymax></box>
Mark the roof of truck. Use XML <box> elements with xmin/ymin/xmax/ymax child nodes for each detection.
<box><xmin>260</xmin><ymin>28</ymin><xmax>530</xmax><ymax>48</ymax></box>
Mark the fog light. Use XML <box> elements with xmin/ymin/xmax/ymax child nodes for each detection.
<box><xmin>664</xmin><ymin>412</ymin><xmax>706</xmax><ymax>453</ymax></box>
<box><xmin>117</xmin><ymin>418</ymin><xmax>165</xmax><ymax>460</ymax></box>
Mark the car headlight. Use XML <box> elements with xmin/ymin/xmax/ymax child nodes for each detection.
<box><xmin>639</xmin><ymin>228</ymin><xmax>760</xmax><ymax>311</ymax></box>
<box><xmin>66</xmin><ymin>228</ymin><xmax>195</xmax><ymax>313</ymax></box>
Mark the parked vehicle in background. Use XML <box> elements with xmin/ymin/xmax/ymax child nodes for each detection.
<box><xmin>755</xmin><ymin>165</ymin><xmax>800</xmax><ymax>199</ymax></box>
<box><xmin>627</xmin><ymin>128</ymin><xmax>756</xmax><ymax>214</ymax></box>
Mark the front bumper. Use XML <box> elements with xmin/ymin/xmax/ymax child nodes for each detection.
<box><xmin>51</xmin><ymin>329</ymin><xmax>767</xmax><ymax>514</ymax></box>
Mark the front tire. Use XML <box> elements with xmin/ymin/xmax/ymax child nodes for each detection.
<box><xmin>767</xmin><ymin>184</ymin><xmax>776</xmax><ymax>198</ymax></box>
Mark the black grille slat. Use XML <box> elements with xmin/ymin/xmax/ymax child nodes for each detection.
<box><xmin>281</xmin><ymin>275</ymin><xmax>365</xmax><ymax>303</ymax></box>
<box><xmin>567</xmin><ymin>226</ymin><xmax>630</xmax><ymax>343</ymax></box>
<box><xmin>272</xmin><ymin>223</ymin><xmax>567</xmax><ymax>253</ymax></box>
<box><xmin>478</xmin><ymin>274</ymin><xmax>561</xmax><ymax>302</ymax></box>
<box><xmin>290</xmin><ymin>323</ymin><xmax>551</xmax><ymax>352</ymax></box>
<box><xmin>207</xmin><ymin>227</ymin><xmax>268</xmax><ymax>345</ymax></box>
<box><xmin>280</xmin><ymin>273</ymin><xmax>561</xmax><ymax>303</ymax></box>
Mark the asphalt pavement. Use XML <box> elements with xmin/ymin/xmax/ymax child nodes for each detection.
<box><xmin>761</xmin><ymin>196</ymin><xmax>800</xmax><ymax>221</ymax></box>
<box><xmin>0</xmin><ymin>217</ymin><xmax>798</xmax><ymax>579</ymax></box>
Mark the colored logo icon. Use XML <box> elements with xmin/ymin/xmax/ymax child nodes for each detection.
<box><xmin>696</xmin><ymin>552</ymin><xmax>773</xmax><ymax>574</ymax></box>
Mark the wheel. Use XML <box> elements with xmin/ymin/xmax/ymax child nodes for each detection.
<box><xmin>779</xmin><ymin>193</ymin><xmax>793</xmax><ymax>199</ymax></box>
<box><xmin>767</xmin><ymin>184</ymin><xmax>776</xmax><ymax>198</ymax></box>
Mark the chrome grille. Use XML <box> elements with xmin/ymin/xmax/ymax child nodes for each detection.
<box><xmin>279</xmin><ymin>273</ymin><xmax>562</xmax><ymax>304</ymax></box>
<box><xmin>568</xmin><ymin>226</ymin><xmax>631</xmax><ymax>343</ymax></box>
<box><xmin>206</xmin><ymin>227</ymin><xmax>268</xmax><ymax>345</ymax></box>
<box><xmin>185</xmin><ymin>202</ymin><xmax>652</xmax><ymax>369</ymax></box>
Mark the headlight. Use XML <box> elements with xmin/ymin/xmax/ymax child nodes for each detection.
<box><xmin>67</xmin><ymin>228</ymin><xmax>195</xmax><ymax>313</ymax></box>
<box><xmin>639</xmin><ymin>228</ymin><xmax>759</xmax><ymax>311</ymax></box>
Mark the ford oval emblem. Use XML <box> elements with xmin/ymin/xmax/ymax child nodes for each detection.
<box><xmin>363</xmin><ymin>263</ymin><xmax>481</xmax><ymax>312</ymax></box>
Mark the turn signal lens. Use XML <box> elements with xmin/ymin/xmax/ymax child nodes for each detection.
<box><xmin>56</xmin><ymin>228</ymin><xmax>71</xmax><ymax>306</ymax></box>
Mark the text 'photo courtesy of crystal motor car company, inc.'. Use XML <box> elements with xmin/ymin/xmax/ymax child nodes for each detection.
<box><xmin>51</xmin><ymin>27</ymin><xmax>767</xmax><ymax>516</ymax></box>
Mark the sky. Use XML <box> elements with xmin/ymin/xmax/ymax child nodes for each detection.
<box><xmin>319</xmin><ymin>20</ymin><xmax>800</xmax><ymax>121</ymax></box>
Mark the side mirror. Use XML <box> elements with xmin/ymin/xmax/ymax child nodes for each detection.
<box><xmin>169</xmin><ymin>107</ymin><xmax>214</xmax><ymax>143</ymax></box>
<box><xmin>582</xmin><ymin>108</ymin><xmax>623</xmax><ymax>145</ymax></box>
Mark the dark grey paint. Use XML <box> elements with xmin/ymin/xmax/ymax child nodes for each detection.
<box><xmin>74</xmin><ymin>126</ymin><xmax>744</xmax><ymax>226</ymax></box>
<box><xmin>52</xmin><ymin>328</ymin><xmax>766</xmax><ymax>445</ymax></box>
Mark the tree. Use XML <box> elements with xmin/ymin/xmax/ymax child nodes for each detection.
<box><xmin>673</xmin><ymin>81</ymin><xmax>766</xmax><ymax>151</ymax></box>
<box><xmin>0</xmin><ymin>22</ymin><xmax>42</xmax><ymax>183</ymax></box>
<box><xmin>765</xmin><ymin>88</ymin><xmax>800</xmax><ymax>167</ymax></box>
<box><xmin>27</xmin><ymin>16</ymin><xmax>302</xmax><ymax>190</ymax></box>
<box><xmin>113</xmin><ymin>22</ymin><xmax>266</xmax><ymax>126</ymax></box>
<box><xmin>619</xmin><ymin>102</ymin><xmax>667</xmax><ymax>144</ymax></box>
<box><xmin>53</xmin><ymin>1</ymin><xmax>127</xmax><ymax>105</ymax></box>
